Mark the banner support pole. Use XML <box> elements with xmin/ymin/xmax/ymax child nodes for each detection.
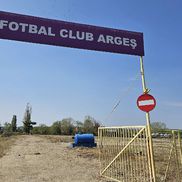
<box><xmin>140</xmin><ymin>56</ymin><xmax>156</xmax><ymax>182</ymax></box>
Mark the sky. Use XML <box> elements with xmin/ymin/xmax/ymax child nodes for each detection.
<box><xmin>0</xmin><ymin>0</ymin><xmax>182</xmax><ymax>129</ymax></box>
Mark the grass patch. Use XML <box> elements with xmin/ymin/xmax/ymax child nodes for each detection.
<box><xmin>73</xmin><ymin>147</ymin><xmax>99</xmax><ymax>159</ymax></box>
<box><xmin>43</xmin><ymin>135</ymin><xmax>99</xmax><ymax>159</ymax></box>
<box><xmin>0</xmin><ymin>135</ymin><xmax>17</xmax><ymax>158</ymax></box>
<box><xmin>40</xmin><ymin>135</ymin><xmax>73</xmax><ymax>143</ymax></box>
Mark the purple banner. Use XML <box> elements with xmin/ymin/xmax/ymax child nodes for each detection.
<box><xmin>0</xmin><ymin>11</ymin><xmax>144</xmax><ymax>56</ymax></box>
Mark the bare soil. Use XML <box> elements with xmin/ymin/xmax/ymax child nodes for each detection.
<box><xmin>0</xmin><ymin>135</ymin><xmax>17</xmax><ymax>158</ymax></box>
<box><xmin>0</xmin><ymin>135</ymin><xmax>109</xmax><ymax>182</ymax></box>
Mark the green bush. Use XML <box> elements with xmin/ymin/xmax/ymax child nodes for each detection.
<box><xmin>32</xmin><ymin>124</ymin><xmax>50</xmax><ymax>135</ymax></box>
<box><xmin>1</xmin><ymin>122</ymin><xmax>13</xmax><ymax>136</ymax></box>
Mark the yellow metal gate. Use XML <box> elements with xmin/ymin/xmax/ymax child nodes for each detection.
<box><xmin>98</xmin><ymin>126</ymin><xmax>154</xmax><ymax>182</ymax></box>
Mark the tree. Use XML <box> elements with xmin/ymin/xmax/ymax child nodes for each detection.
<box><xmin>2</xmin><ymin>122</ymin><xmax>12</xmax><ymax>136</ymax></box>
<box><xmin>83</xmin><ymin>116</ymin><xmax>94</xmax><ymax>133</ymax></box>
<box><xmin>50</xmin><ymin>121</ymin><xmax>62</xmax><ymax>135</ymax></box>
<box><xmin>23</xmin><ymin>103</ymin><xmax>32</xmax><ymax>134</ymax></box>
<box><xmin>0</xmin><ymin>123</ymin><xmax>2</xmax><ymax>134</ymax></box>
<box><xmin>4</xmin><ymin>122</ymin><xmax>12</xmax><ymax>132</ymax></box>
<box><xmin>61</xmin><ymin>118</ymin><xmax>74</xmax><ymax>135</ymax></box>
<box><xmin>75</xmin><ymin>121</ymin><xmax>84</xmax><ymax>133</ymax></box>
<box><xmin>11</xmin><ymin>115</ymin><xmax>17</xmax><ymax>132</ymax></box>
<box><xmin>93</xmin><ymin>120</ymin><xmax>100</xmax><ymax>136</ymax></box>
<box><xmin>32</xmin><ymin>124</ymin><xmax>50</xmax><ymax>135</ymax></box>
<box><xmin>83</xmin><ymin>116</ymin><xmax>100</xmax><ymax>135</ymax></box>
<box><xmin>151</xmin><ymin>122</ymin><xmax>167</xmax><ymax>132</ymax></box>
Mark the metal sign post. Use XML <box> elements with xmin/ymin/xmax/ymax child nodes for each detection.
<box><xmin>139</xmin><ymin>56</ymin><xmax>156</xmax><ymax>182</ymax></box>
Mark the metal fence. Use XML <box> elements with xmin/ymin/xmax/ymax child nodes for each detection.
<box><xmin>98</xmin><ymin>126</ymin><xmax>153</xmax><ymax>182</ymax></box>
<box><xmin>98</xmin><ymin>126</ymin><xmax>182</xmax><ymax>182</ymax></box>
<box><xmin>153</xmin><ymin>130</ymin><xmax>182</xmax><ymax>182</ymax></box>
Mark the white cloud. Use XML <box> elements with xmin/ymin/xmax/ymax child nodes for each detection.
<box><xmin>164</xmin><ymin>101</ymin><xmax>182</xmax><ymax>107</ymax></box>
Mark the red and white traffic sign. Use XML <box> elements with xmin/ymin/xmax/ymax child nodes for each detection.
<box><xmin>137</xmin><ymin>93</ymin><xmax>156</xmax><ymax>112</ymax></box>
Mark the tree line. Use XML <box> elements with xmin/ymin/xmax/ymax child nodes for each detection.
<box><xmin>0</xmin><ymin>115</ymin><xmax>100</xmax><ymax>136</ymax></box>
<box><xmin>32</xmin><ymin>116</ymin><xmax>100</xmax><ymax>136</ymax></box>
<box><xmin>0</xmin><ymin>104</ymin><xmax>100</xmax><ymax>136</ymax></box>
<box><xmin>1</xmin><ymin>103</ymin><xmax>178</xmax><ymax>137</ymax></box>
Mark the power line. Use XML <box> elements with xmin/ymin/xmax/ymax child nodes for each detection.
<box><xmin>103</xmin><ymin>72</ymin><xmax>140</xmax><ymax>124</ymax></box>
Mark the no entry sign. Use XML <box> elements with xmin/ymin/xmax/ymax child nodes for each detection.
<box><xmin>137</xmin><ymin>94</ymin><xmax>156</xmax><ymax>112</ymax></box>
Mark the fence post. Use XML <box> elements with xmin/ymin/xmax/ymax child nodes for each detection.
<box><xmin>173</xmin><ymin>130</ymin><xmax>180</xmax><ymax>181</ymax></box>
<box><xmin>178</xmin><ymin>130</ymin><xmax>182</xmax><ymax>165</ymax></box>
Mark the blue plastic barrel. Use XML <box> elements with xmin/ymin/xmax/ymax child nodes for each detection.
<box><xmin>73</xmin><ymin>134</ymin><xmax>96</xmax><ymax>147</ymax></box>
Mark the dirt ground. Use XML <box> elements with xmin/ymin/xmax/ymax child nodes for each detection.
<box><xmin>0</xmin><ymin>135</ymin><xmax>109</xmax><ymax>182</ymax></box>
